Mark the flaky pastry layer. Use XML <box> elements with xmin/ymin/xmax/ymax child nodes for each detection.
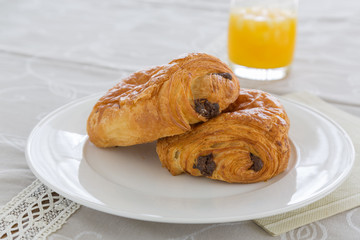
<box><xmin>156</xmin><ymin>89</ymin><xmax>290</xmax><ymax>183</ymax></box>
<box><xmin>87</xmin><ymin>53</ymin><xmax>240</xmax><ymax>147</ymax></box>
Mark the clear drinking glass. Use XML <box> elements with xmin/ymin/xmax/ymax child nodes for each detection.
<box><xmin>228</xmin><ymin>0</ymin><xmax>298</xmax><ymax>81</ymax></box>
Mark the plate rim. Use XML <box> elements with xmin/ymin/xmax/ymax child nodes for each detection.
<box><xmin>25</xmin><ymin>93</ymin><xmax>356</xmax><ymax>223</ymax></box>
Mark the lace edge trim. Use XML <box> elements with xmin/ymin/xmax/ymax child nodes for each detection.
<box><xmin>0</xmin><ymin>179</ymin><xmax>42</xmax><ymax>217</ymax></box>
<box><xmin>0</xmin><ymin>179</ymin><xmax>82</xmax><ymax>240</ymax></box>
<box><xmin>36</xmin><ymin>202</ymin><xmax>81</xmax><ymax>240</ymax></box>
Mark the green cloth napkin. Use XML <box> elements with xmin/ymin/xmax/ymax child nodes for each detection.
<box><xmin>254</xmin><ymin>92</ymin><xmax>360</xmax><ymax>236</ymax></box>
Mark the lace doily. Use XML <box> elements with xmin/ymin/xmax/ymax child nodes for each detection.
<box><xmin>0</xmin><ymin>180</ymin><xmax>80</xmax><ymax>240</ymax></box>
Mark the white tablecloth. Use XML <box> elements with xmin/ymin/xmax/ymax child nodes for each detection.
<box><xmin>1</xmin><ymin>0</ymin><xmax>359</xmax><ymax>239</ymax></box>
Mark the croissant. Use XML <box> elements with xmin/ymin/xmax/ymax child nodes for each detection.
<box><xmin>156</xmin><ymin>89</ymin><xmax>290</xmax><ymax>183</ymax></box>
<box><xmin>87</xmin><ymin>53</ymin><xmax>240</xmax><ymax>147</ymax></box>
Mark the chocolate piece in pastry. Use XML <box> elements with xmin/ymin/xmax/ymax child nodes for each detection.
<box><xmin>156</xmin><ymin>89</ymin><xmax>290</xmax><ymax>183</ymax></box>
<box><xmin>87</xmin><ymin>53</ymin><xmax>240</xmax><ymax>147</ymax></box>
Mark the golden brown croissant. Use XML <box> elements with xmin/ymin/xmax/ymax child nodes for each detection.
<box><xmin>156</xmin><ymin>89</ymin><xmax>290</xmax><ymax>183</ymax></box>
<box><xmin>87</xmin><ymin>53</ymin><xmax>240</xmax><ymax>147</ymax></box>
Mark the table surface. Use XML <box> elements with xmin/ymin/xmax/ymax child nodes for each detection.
<box><xmin>1</xmin><ymin>0</ymin><xmax>360</xmax><ymax>239</ymax></box>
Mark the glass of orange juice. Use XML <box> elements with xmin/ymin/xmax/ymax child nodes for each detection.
<box><xmin>228</xmin><ymin>0</ymin><xmax>298</xmax><ymax>81</ymax></box>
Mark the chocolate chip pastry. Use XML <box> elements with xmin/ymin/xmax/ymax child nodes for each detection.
<box><xmin>87</xmin><ymin>53</ymin><xmax>239</xmax><ymax>147</ymax></box>
<box><xmin>156</xmin><ymin>89</ymin><xmax>290</xmax><ymax>183</ymax></box>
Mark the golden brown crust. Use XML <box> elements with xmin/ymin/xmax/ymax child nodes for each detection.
<box><xmin>156</xmin><ymin>89</ymin><xmax>290</xmax><ymax>183</ymax></box>
<box><xmin>87</xmin><ymin>53</ymin><xmax>240</xmax><ymax>147</ymax></box>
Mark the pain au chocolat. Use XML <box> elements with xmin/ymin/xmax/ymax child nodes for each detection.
<box><xmin>87</xmin><ymin>53</ymin><xmax>240</xmax><ymax>147</ymax></box>
<box><xmin>156</xmin><ymin>89</ymin><xmax>290</xmax><ymax>183</ymax></box>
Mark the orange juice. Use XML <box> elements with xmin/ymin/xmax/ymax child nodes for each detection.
<box><xmin>228</xmin><ymin>7</ymin><xmax>297</xmax><ymax>69</ymax></box>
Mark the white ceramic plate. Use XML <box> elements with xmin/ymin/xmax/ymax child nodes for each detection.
<box><xmin>26</xmin><ymin>94</ymin><xmax>355</xmax><ymax>223</ymax></box>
